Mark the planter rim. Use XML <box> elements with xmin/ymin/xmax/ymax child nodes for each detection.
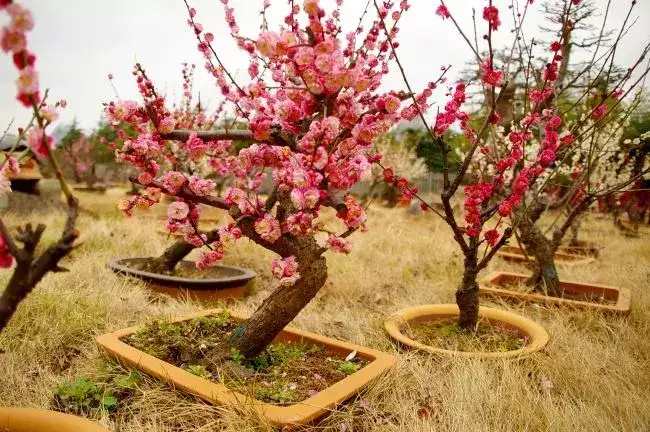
<box><xmin>107</xmin><ymin>257</ymin><xmax>256</xmax><ymax>289</ymax></box>
<box><xmin>0</xmin><ymin>407</ymin><xmax>108</xmax><ymax>431</ymax></box>
<box><xmin>497</xmin><ymin>249</ymin><xmax>595</xmax><ymax>266</ymax></box>
<box><xmin>383</xmin><ymin>304</ymin><xmax>549</xmax><ymax>359</ymax></box>
<box><xmin>96</xmin><ymin>309</ymin><xmax>395</xmax><ymax>427</ymax></box>
<box><xmin>479</xmin><ymin>271</ymin><xmax>631</xmax><ymax>314</ymax></box>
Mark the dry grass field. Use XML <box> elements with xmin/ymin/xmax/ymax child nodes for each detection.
<box><xmin>1</xmin><ymin>185</ymin><xmax>649</xmax><ymax>431</ymax></box>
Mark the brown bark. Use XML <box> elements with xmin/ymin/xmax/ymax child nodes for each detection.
<box><xmin>141</xmin><ymin>229</ymin><xmax>219</xmax><ymax>274</ymax></box>
<box><xmin>229</xmin><ymin>234</ymin><xmax>327</xmax><ymax>358</ymax></box>
<box><xmin>0</xmin><ymin>198</ymin><xmax>79</xmax><ymax>333</ymax></box>
<box><xmin>516</xmin><ymin>209</ymin><xmax>562</xmax><ymax>297</ymax></box>
<box><xmin>456</xmin><ymin>259</ymin><xmax>479</xmax><ymax>329</ymax></box>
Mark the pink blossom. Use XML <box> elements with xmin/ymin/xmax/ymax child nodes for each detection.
<box><xmin>15</xmin><ymin>66</ymin><xmax>38</xmax><ymax>94</ymax></box>
<box><xmin>435</xmin><ymin>5</ymin><xmax>450</xmax><ymax>19</ymax></box>
<box><xmin>188</xmin><ymin>176</ymin><xmax>215</xmax><ymax>196</ymax></box>
<box><xmin>483</xmin><ymin>6</ymin><xmax>501</xmax><ymax>31</ymax></box>
<box><xmin>7</xmin><ymin>3</ymin><xmax>34</xmax><ymax>32</ymax></box>
<box><xmin>256</xmin><ymin>31</ymin><xmax>278</xmax><ymax>57</ymax></box>
<box><xmin>158</xmin><ymin>116</ymin><xmax>176</xmax><ymax>134</ymax></box>
<box><xmin>271</xmin><ymin>255</ymin><xmax>301</xmax><ymax>286</ymax></box>
<box><xmin>326</xmin><ymin>235</ymin><xmax>352</xmax><ymax>254</ymax></box>
<box><xmin>167</xmin><ymin>201</ymin><xmax>190</xmax><ymax>220</ymax></box>
<box><xmin>160</xmin><ymin>171</ymin><xmax>187</xmax><ymax>194</ymax></box>
<box><xmin>185</xmin><ymin>133</ymin><xmax>207</xmax><ymax>158</ymax></box>
<box><xmin>483</xmin><ymin>229</ymin><xmax>499</xmax><ymax>247</ymax></box>
<box><xmin>591</xmin><ymin>103</ymin><xmax>607</xmax><ymax>119</ymax></box>
<box><xmin>137</xmin><ymin>172</ymin><xmax>153</xmax><ymax>185</ymax></box>
<box><xmin>26</xmin><ymin>126</ymin><xmax>55</xmax><ymax>157</ymax></box>
<box><xmin>338</xmin><ymin>196</ymin><xmax>366</xmax><ymax>229</ymax></box>
<box><xmin>196</xmin><ymin>249</ymin><xmax>224</xmax><ymax>269</ymax></box>
<box><xmin>0</xmin><ymin>233</ymin><xmax>13</xmax><ymax>268</ymax></box>
<box><xmin>254</xmin><ymin>213</ymin><xmax>282</xmax><ymax>242</ymax></box>
<box><xmin>1</xmin><ymin>26</ymin><xmax>27</xmax><ymax>53</ymax></box>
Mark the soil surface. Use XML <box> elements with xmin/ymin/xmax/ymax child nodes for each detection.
<box><xmin>402</xmin><ymin>318</ymin><xmax>527</xmax><ymax>352</ymax></box>
<box><xmin>123</xmin><ymin>311</ymin><xmax>367</xmax><ymax>404</ymax></box>
<box><xmin>501</xmin><ymin>281</ymin><xmax>616</xmax><ymax>305</ymax></box>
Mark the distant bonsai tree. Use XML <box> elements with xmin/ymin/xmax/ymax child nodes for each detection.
<box><xmin>376</xmin><ymin>0</ymin><xmax>649</xmax><ymax>327</ymax></box>
<box><xmin>450</xmin><ymin>0</ymin><xmax>650</xmax><ymax>297</ymax></box>
<box><xmin>0</xmin><ymin>1</ymin><xmax>79</xmax><ymax>333</ymax></box>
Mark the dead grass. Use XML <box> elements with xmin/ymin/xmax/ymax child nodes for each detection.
<box><xmin>1</xmin><ymin>188</ymin><xmax>649</xmax><ymax>431</ymax></box>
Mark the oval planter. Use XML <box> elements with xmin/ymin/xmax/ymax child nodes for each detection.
<box><xmin>108</xmin><ymin>257</ymin><xmax>256</xmax><ymax>301</ymax></box>
<box><xmin>558</xmin><ymin>240</ymin><xmax>603</xmax><ymax>258</ymax></box>
<box><xmin>0</xmin><ymin>407</ymin><xmax>107</xmax><ymax>432</ymax></box>
<box><xmin>384</xmin><ymin>304</ymin><xmax>549</xmax><ymax>359</ymax></box>
<box><xmin>96</xmin><ymin>309</ymin><xmax>395</xmax><ymax>428</ymax></box>
<box><xmin>497</xmin><ymin>245</ymin><xmax>595</xmax><ymax>266</ymax></box>
<box><xmin>479</xmin><ymin>271</ymin><xmax>631</xmax><ymax>315</ymax></box>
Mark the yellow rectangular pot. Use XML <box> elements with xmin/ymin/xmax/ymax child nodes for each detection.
<box><xmin>96</xmin><ymin>309</ymin><xmax>395</xmax><ymax>427</ymax></box>
<box><xmin>497</xmin><ymin>245</ymin><xmax>595</xmax><ymax>266</ymax></box>
<box><xmin>479</xmin><ymin>271</ymin><xmax>631</xmax><ymax>314</ymax></box>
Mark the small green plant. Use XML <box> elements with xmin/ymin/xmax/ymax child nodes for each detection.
<box><xmin>54</xmin><ymin>378</ymin><xmax>117</xmax><ymax>414</ymax></box>
<box><xmin>338</xmin><ymin>361</ymin><xmax>359</xmax><ymax>375</ymax></box>
<box><xmin>186</xmin><ymin>364</ymin><xmax>211</xmax><ymax>378</ymax></box>
<box><xmin>255</xmin><ymin>380</ymin><xmax>295</xmax><ymax>403</ymax></box>
<box><xmin>115</xmin><ymin>371</ymin><xmax>140</xmax><ymax>389</ymax></box>
<box><xmin>230</xmin><ymin>347</ymin><xmax>245</xmax><ymax>365</ymax></box>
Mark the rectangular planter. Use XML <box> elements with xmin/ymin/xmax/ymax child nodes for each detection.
<box><xmin>557</xmin><ymin>240</ymin><xmax>603</xmax><ymax>258</ymax></box>
<box><xmin>479</xmin><ymin>271</ymin><xmax>631</xmax><ymax>314</ymax></box>
<box><xmin>497</xmin><ymin>245</ymin><xmax>595</xmax><ymax>266</ymax></box>
<box><xmin>96</xmin><ymin>309</ymin><xmax>395</xmax><ymax>427</ymax></box>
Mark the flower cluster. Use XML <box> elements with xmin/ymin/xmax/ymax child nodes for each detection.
<box><xmin>271</xmin><ymin>256</ymin><xmax>300</xmax><ymax>286</ymax></box>
<box><xmin>108</xmin><ymin>0</ymin><xmax>425</xmax><ymax>280</ymax></box>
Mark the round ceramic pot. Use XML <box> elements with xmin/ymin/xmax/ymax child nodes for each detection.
<box><xmin>0</xmin><ymin>407</ymin><xmax>108</xmax><ymax>432</ymax></box>
<box><xmin>384</xmin><ymin>304</ymin><xmax>549</xmax><ymax>358</ymax></box>
<box><xmin>108</xmin><ymin>257</ymin><xmax>256</xmax><ymax>301</ymax></box>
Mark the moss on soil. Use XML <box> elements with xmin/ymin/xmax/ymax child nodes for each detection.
<box><xmin>403</xmin><ymin>318</ymin><xmax>527</xmax><ymax>352</ymax></box>
<box><xmin>123</xmin><ymin>311</ymin><xmax>367</xmax><ymax>404</ymax></box>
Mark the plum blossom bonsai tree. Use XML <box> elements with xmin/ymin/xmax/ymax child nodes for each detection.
<box><xmin>373</xmin><ymin>0</ymin><xmax>649</xmax><ymax>328</ymax></box>
<box><xmin>0</xmin><ymin>0</ymin><xmax>79</xmax><ymax>332</ymax></box>
<box><xmin>452</xmin><ymin>0</ymin><xmax>650</xmax><ymax>296</ymax></box>
<box><xmin>106</xmin><ymin>0</ymin><xmax>439</xmax><ymax>358</ymax></box>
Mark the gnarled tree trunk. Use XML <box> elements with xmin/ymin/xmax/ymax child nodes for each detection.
<box><xmin>516</xmin><ymin>209</ymin><xmax>562</xmax><ymax>297</ymax></box>
<box><xmin>229</xmin><ymin>235</ymin><xmax>327</xmax><ymax>358</ymax></box>
<box><xmin>140</xmin><ymin>229</ymin><xmax>219</xmax><ymax>274</ymax></box>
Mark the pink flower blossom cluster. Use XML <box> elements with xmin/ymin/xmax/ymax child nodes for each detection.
<box><xmin>107</xmin><ymin>0</ymin><xmax>428</xmax><ymax>279</ymax></box>
<box><xmin>271</xmin><ymin>256</ymin><xmax>301</xmax><ymax>286</ymax></box>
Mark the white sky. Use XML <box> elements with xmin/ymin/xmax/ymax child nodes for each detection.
<box><xmin>1</xmin><ymin>0</ymin><xmax>649</xmax><ymax>132</ymax></box>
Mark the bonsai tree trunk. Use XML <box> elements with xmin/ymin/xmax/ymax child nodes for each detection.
<box><xmin>456</xmin><ymin>254</ymin><xmax>479</xmax><ymax>329</ymax></box>
<box><xmin>229</xmin><ymin>234</ymin><xmax>327</xmax><ymax>358</ymax></box>
<box><xmin>516</xmin><ymin>209</ymin><xmax>562</xmax><ymax>297</ymax></box>
<box><xmin>140</xmin><ymin>229</ymin><xmax>219</xmax><ymax>274</ymax></box>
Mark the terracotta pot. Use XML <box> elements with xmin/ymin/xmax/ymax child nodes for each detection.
<box><xmin>96</xmin><ymin>309</ymin><xmax>395</xmax><ymax>427</ymax></box>
<box><xmin>497</xmin><ymin>245</ymin><xmax>595</xmax><ymax>266</ymax></box>
<box><xmin>383</xmin><ymin>304</ymin><xmax>549</xmax><ymax>359</ymax></box>
<box><xmin>108</xmin><ymin>258</ymin><xmax>256</xmax><ymax>301</ymax></box>
<box><xmin>558</xmin><ymin>240</ymin><xmax>603</xmax><ymax>258</ymax></box>
<box><xmin>479</xmin><ymin>271</ymin><xmax>631</xmax><ymax>314</ymax></box>
<box><xmin>620</xmin><ymin>220</ymin><xmax>650</xmax><ymax>235</ymax></box>
<box><xmin>0</xmin><ymin>407</ymin><xmax>108</xmax><ymax>432</ymax></box>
